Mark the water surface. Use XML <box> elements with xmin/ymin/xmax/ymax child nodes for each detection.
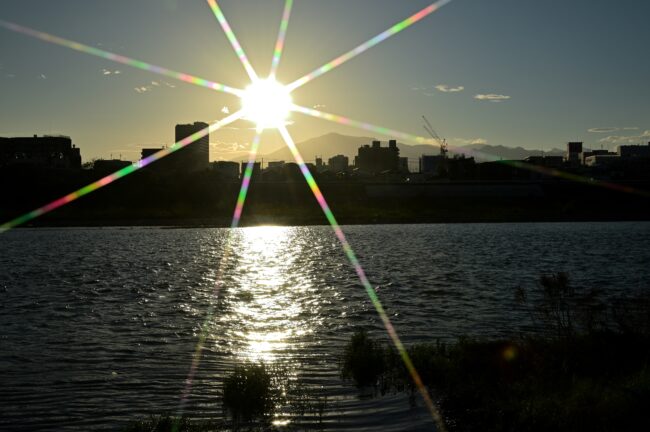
<box><xmin>1</xmin><ymin>222</ymin><xmax>649</xmax><ymax>430</ymax></box>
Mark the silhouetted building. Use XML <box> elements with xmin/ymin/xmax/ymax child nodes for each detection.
<box><xmin>141</xmin><ymin>148</ymin><xmax>163</xmax><ymax>160</ymax></box>
<box><xmin>581</xmin><ymin>149</ymin><xmax>616</xmax><ymax>164</ymax></box>
<box><xmin>240</xmin><ymin>161</ymin><xmax>261</xmax><ymax>178</ymax></box>
<box><xmin>399</xmin><ymin>157</ymin><xmax>409</xmax><ymax>173</ymax></box>
<box><xmin>0</xmin><ymin>135</ymin><xmax>81</xmax><ymax>169</ymax></box>
<box><xmin>618</xmin><ymin>143</ymin><xmax>650</xmax><ymax>158</ymax></box>
<box><xmin>174</xmin><ymin>122</ymin><xmax>209</xmax><ymax>172</ymax></box>
<box><xmin>261</xmin><ymin>162</ymin><xmax>302</xmax><ymax>182</ymax></box>
<box><xmin>268</xmin><ymin>161</ymin><xmax>285</xmax><ymax>169</ymax></box>
<box><xmin>447</xmin><ymin>155</ymin><xmax>476</xmax><ymax>180</ymax></box>
<box><xmin>355</xmin><ymin>139</ymin><xmax>399</xmax><ymax>174</ymax></box>
<box><xmin>584</xmin><ymin>154</ymin><xmax>620</xmax><ymax>167</ymax></box>
<box><xmin>420</xmin><ymin>155</ymin><xmax>445</xmax><ymax>175</ymax></box>
<box><xmin>212</xmin><ymin>161</ymin><xmax>239</xmax><ymax>179</ymax></box>
<box><xmin>94</xmin><ymin>159</ymin><xmax>132</xmax><ymax>172</ymax></box>
<box><xmin>328</xmin><ymin>154</ymin><xmax>349</xmax><ymax>173</ymax></box>
<box><xmin>565</xmin><ymin>141</ymin><xmax>582</xmax><ymax>165</ymax></box>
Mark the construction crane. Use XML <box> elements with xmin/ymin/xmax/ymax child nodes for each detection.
<box><xmin>422</xmin><ymin>115</ymin><xmax>448</xmax><ymax>158</ymax></box>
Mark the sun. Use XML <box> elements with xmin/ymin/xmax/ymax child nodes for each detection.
<box><xmin>241</xmin><ymin>77</ymin><xmax>293</xmax><ymax>130</ymax></box>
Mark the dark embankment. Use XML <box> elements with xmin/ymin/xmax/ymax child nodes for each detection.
<box><xmin>2</xmin><ymin>166</ymin><xmax>650</xmax><ymax>226</ymax></box>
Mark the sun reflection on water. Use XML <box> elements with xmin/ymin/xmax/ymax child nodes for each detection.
<box><xmin>227</xmin><ymin>226</ymin><xmax>313</xmax><ymax>363</ymax></box>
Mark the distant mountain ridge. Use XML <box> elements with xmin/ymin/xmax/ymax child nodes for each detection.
<box><xmin>223</xmin><ymin>132</ymin><xmax>564</xmax><ymax>163</ymax></box>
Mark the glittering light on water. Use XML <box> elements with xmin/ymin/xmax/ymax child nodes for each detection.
<box><xmin>277</xmin><ymin>125</ymin><xmax>447</xmax><ymax>429</ymax></box>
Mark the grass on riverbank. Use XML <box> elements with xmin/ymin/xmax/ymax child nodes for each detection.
<box><xmin>341</xmin><ymin>274</ymin><xmax>650</xmax><ymax>431</ymax></box>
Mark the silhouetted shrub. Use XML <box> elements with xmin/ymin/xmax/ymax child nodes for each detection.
<box><xmin>339</xmin><ymin>274</ymin><xmax>650</xmax><ymax>431</ymax></box>
<box><xmin>516</xmin><ymin>272</ymin><xmax>607</xmax><ymax>338</ymax></box>
<box><xmin>341</xmin><ymin>329</ymin><xmax>385</xmax><ymax>388</ymax></box>
<box><xmin>222</xmin><ymin>363</ymin><xmax>276</xmax><ymax>427</ymax></box>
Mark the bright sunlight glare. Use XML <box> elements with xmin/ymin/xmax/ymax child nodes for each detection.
<box><xmin>241</xmin><ymin>77</ymin><xmax>292</xmax><ymax>130</ymax></box>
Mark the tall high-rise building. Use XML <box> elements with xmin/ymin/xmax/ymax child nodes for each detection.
<box><xmin>174</xmin><ymin>122</ymin><xmax>209</xmax><ymax>172</ymax></box>
<box><xmin>565</xmin><ymin>141</ymin><xmax>583</xmax><ymax>165</ymax></box>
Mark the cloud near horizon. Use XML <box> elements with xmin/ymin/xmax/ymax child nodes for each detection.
<box><xmin>210</xmin><ymin>140</ymin><xmax>249</xmax><ymax>153</ymax></box>
<box><xmin>598</xmin><ymin>130</ymin><xmax>650</xmax><ymax>144</ymax></box>
<box><xmin>588</xmin><ymin>127</ymin><xmax>639</xmax><ymax>133</ymax></box>
<box><xmin>435</xmin><ymin>84</ymin><xmax>465</xmax><ymax>93</ymax></box>
<box><xmin>474</xmin><ymin>93</ymin><xmax>511</xmax><ymax>102</ymax></box>
<box><xmin>453</xmin><ymin>137</ymin><xmax>488</xmax><ymax>145</ymax></box>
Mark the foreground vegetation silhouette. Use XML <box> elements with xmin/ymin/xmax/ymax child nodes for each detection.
<box><xmin>340</xmin><ymin>273</ymin><xmax>650</xmax><ymax>431</ymax></box>
<box><xmin>125</xmin><ymin>274</ymin><xmax>649</xmax><ymax>431</ymax></box>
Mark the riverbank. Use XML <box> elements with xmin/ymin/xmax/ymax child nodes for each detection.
<box><xmin>6</xmin><ymin>197</ymin><xmax>650</xmax><ymax>229</ymax></box>
<box><xmin>2</xmin><ymin>166</ymin><xmax>650</xmax><ymax>228</ymax></box>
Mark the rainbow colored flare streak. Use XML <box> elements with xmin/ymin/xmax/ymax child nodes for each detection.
<box><xmin>0</xmin><ymin>110</ymin><xmax>244</xmax><ymax>233</ymax></box>
<box><xmin>292</xmin><ymin>104</ymin><xmax>650</xmax><ymax>199</ymax></box>
<box><xmin>270</xmin><ymin>0</ymin><xmax>294</xmax><ymax>78</ymax></box>
<box><xmin>207</xmin><ymin>0</ymin><xmax>258</xmax><ymax>82</ymax></box>
<box><xmin>287</xmin><ymin>0</ymin><xmax>452</xmax><ymax>92</ymax></box>
<box><xmin>292</xmin><ymin>104</ymin><xmax>435</xmax><ymax>145</ymax></box>
<box><xmin>177</xmin><ymin>132</ymin><xmax>265</xmax><ymax>418</ymax></box>
<box><xmin>232</xmin><ymin>133</ymin><xmax>262</xmax><ymax>228</ymax></box>
<box><xmin>0</xmin><ymin>20</ymin><xmax>243</xmax><ymax>97</ymax></box>
<box><xmin>278</xmin><ymin>126</ymin><xmax>447</xmax><ymax>432</ymax></box>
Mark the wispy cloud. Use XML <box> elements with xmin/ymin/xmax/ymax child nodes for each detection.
<box><xmin>588</xmin><ymin>127</ymin><xmax>640</xmax><ymax>134</ymax></box>
<box><xmin>134</xmin><ymin>80</ymin><xmax>175</xmax><ymax>94</ymax></box>
<box><xmin>210</xmin><ymin>140</ymin><xmax>249</xmax><ymax>153</ymax></box>
<box><xmin>38</xmin><ymin>74</ymin><xmax>47</xmax><ymax>80</ymax></box>
<box><xmin>102</xmin><ymin>68</ymin><xmax>121</xmax><ymax>76</ymax></box>
<box><xmin>435</xmin><ymin>84</ymin><xmax>464</xmax><ymax>93</ymax></box>
<box><xmin>474</xmin><ymin>94</ymin><xmax>511</xmax><ymax>102</ymax></box>
<box><xmin>221</xmin><ymin>106</ymin><xmax>230</xmax><ymax>114</ymax></box>
<box><xmin>598</xmin><ymin>130</ymin><xmax>650</xmax><ymax>145</ymax></box>
<box><xmin>313</xmin><ymin>104</ymin><xmax>327</xmax><ymax>109</ymax></box>
<box><xmin>454</xmin><ymin>137</ymin><xmax>488</xmax><ymax>145</ymax></box>
<box><xmin>412</xmin><ymin>84</ymin><xmax>464</xmax><ymax>96</ymax></box>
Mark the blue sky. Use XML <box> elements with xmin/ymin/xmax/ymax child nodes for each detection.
<box><xmin>1</xmin><ymin>0</ymin><xmax>649</xmax><ymax>161</ymax></box>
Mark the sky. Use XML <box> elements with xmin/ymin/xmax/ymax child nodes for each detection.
<box><xmin>1</xmin><ymin>0</ymin><xmax>649</xmax><ymax>162</ymax></box>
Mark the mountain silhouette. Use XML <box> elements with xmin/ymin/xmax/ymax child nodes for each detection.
<box><xmin>220</xmin><ymin>132</ymin><xmax>564</xmax><ymax>163</ymax></box>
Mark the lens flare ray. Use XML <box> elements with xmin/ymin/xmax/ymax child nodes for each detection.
<box><xmin>287</xmin><ymin>0</ymin><xmax>452</xmax><ymax>92</ymax></box>
<box><xmin>0</xmin><ymin>110</ymin><xmax>245</xmax><ymax>233</ymax></box>
<box><xmin>178</xmin><ymin>133</ymin><xmax>263</xmax><ymax>418</ymax></box>
<box><xmin>270</xmin><ymin>0</ymin><xmax>294</xmax><ymax>78</ymax></box>
<box><xmin>292</xmin><ymin>104</ymin><xmax>436</xmax><ymax>145</ymax></box>
<box><xmin>0</xmin><ymin>20</ymin><xmax>243</xmax><ymax>97</ymax></box>
<box><xmin>206</xmin><ymin>0</ymin><xmax>258</xmax><ymax>82</ymax></box>
<box><xmin>278</xmin><ymin>125</ymin><xmax>447</xmax><ymax>431</ymax></box>
<box><xmin>232</xmin><ymin>133</ymin><xmax>262</xmax><ymax>228</ymax></box>
<box><xmin>292</xmin><ymin>104</ymin><xmax>650</xmax><ymax>198</ymax></box>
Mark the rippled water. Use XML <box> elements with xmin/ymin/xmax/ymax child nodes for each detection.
<box><xmin>1</xmin><ymin>223</ymin><xmax>649</xmax><ymax>431</ymax></box>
